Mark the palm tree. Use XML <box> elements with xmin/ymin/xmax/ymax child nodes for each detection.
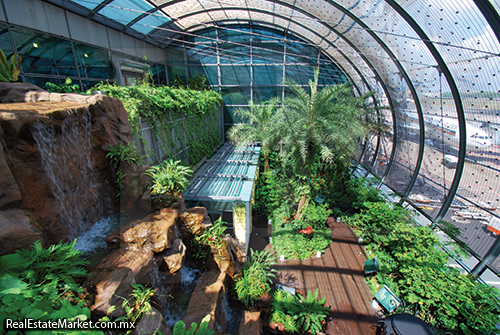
<box><xmin>227</xmin><ymin>97</ymin><xmax>281</xmax><ymax>172</ymax></box>
<box><xmin>277</xmin><ymin>67</ymin><xmax>376</xmax><ymax>219</ymax></box>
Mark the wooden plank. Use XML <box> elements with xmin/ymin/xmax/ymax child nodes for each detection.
<box><xmin>272</xmin><ymin>219</ymin><xmax>378</xmax><ymax>335</ymax></box>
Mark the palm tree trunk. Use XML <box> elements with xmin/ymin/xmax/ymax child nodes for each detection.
<box><xmin>264</xmin><ymin>155</ymin><xmax>269</xmax><ymax>172</ymax></box>
<box><xmin>295</xmin><ymin>193</ymin><xmax>308</xmax><ymax>221</ymax></box>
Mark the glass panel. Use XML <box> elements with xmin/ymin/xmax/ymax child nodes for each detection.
<box><xmin>223</xmin><ymin>106</ymin><xmax>246</xmax><ymax>124</ymax></box>
<box><xmin>218</xmin><ymin>26</ymin><xmax>251</xmax><ymax>44</ymax></box>
<box><xmin>73</xmin><ymin>42</ymin><xmax>112</xmax><ymax>79</ymax></box>
<box><xmin>188</xmin><ymin>65</ymin><xmax>218</xmax><ymax>86</ymax></box>
<box><xmin>252</xmin><ymin>41</ymin><xmax>284</xmax><ymax>64</ymax></box>
<box><xmin>166</xmin><ymin>45</ymin><xmax>184</xmax><ymax>65</ymax></box>
<box><xmin>220</xmin><ymin>65</ymin><xmax>250</xmax><ymax>86</ymax></box>
<box><xmin>253</xmin><ymin>65</ymin><xmax>282</xmax><ymax>86</ymax></box>
<box><xmin>12</xmin><ymin>27</ymin><xmax>77</xmax><ymax>76</ymax></box>
<box><xmin>167</xmin><ymin>65</ymin><xmax>186</xmax><ymax>86</ymax></box>
<box><xmin>0</xmin><ymin>23</ymin><xmax>14</xmax><ymax>58</ymax></box>
<box><xmin>317</xmin><ymin>63</ymin><xmax>346</xmax><ymax>85</ymax></box>
<box><xmin>71</xmin><ymin>0</ymin><xmax>102</xmax><ymax>10</ymax></box>
<box><xmin>25</xmin><ymin>76</ymin><xmax>67</xmax><ymax>90</ymax></box>
<box><xmin>221</xmin><ymin>87</ymin><xmax>251</xmax><ymax>105</ymax></box>
<box><xmin>187</xmin><ymin>45</ymin><xmax>217</xmax><ymax>65</ymax></box>
<box><xmin>284</xmin><ymin>65</ymin><xmax>315</xmax><ymax>85</ymax></box>
<box><xmin>253</xmin><ymin>86</ymin><xmax>282</xmax><ymax>104</ymax></box>
<box><xmin>286</xmin><ymin>42</ymin><xmax>318</xmax><ymax>64</ymax></box>
<box><xmin>131</xmin><ymin>11</ymin><xmax>171</xmax><ymax>35</ymax></box>
<box><xmin>218</xmin><ymin>43</ymin><xmax>251</xmax><ymax>64</ymax></box>
<box><xmin>98</xmin><ymin>0</ymin><xmax>153</xmax><ymax>25</ymax></box>
<box><xmin>69</xmin><ymin>0</ymin><xmax>101</xmax><ymax>10</ymax></box>
<box><xmin>156</xmin><ymin>64</ymin><xmax>166</xmax><ymax>85</ymax></box>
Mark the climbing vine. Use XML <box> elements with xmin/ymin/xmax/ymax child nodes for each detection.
<box><xmin>93</xmin><ymin>81</ymin><xmax>223</xmax><ymax>165</ymax></box>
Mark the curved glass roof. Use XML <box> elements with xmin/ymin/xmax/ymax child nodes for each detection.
<box><xmin>43</xmin><ymin>0</ymin><xmax>500</xmax><ymax>276</ymax></box>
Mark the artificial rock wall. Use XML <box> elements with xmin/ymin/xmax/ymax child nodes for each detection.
<box><xmin>0</xmin><ymin>83</ymin><xmax>143</xmax><ymax>253</ymax></box>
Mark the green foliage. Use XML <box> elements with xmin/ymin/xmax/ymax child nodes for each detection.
<box><xmin>271</xmin><ymin>202</ymin><xmax>332</xmax><ymax>260</ymax></box>
<box><xmin>45</xmin><ymin>78</ymin><xmax>81</xmax><ymax>93</ymax></box>
<box><xmin>343</xmin><ymin>202</ymin><xmax>500</xmax><ymax>335</ymax></box>
<box><xmin>187</xmin><ymin>130</ymin><xmax>222</xmax><ymax>165</ymax></box>
<box><xmin>270</xmin><ymin>289</ymin><xmax>330</xmax><ymax>335</ymax></box>
<box><xmin>234</xmin><ymin>249</ymin><xmax>278</xmax><ymax>309</ymax></box>
<box><xmin>106</xmin><ymin>142</ymin><xmax>144</xmax><ymax>196</ymax></box>
<box><xmin>187</xmin><ymin>75</ymin><xmax>209</xmax><ymax>91</ymax></box>
<box><xmin>227</xmin><ymin>98</ymin><xmax>281</xmax><ymax>171</ymax></box>
<box><xmin>116</xmin><ymin>283</ymin><xmax>156</xmax><ymax>323</ymax></box>
<box><xmin>0</xmin><ymin>240</ymin><xmax>104</xmax><ymax>335</ymax></box>
<box><xmin>146</xmin><ymin>159</ymin><xmax>193</xmax><ymax>195</ymax></box>
<box><xmin>195</xmin><ymin>218</ymin><xmax>227</xmax><ymax>252</ymax></box>
<box><xmin>173</xmin><ymin>314</ymin><xmax>215</xmax><ymax>335</ymax></box>
<box><xmin>107</xmin><ymin>142</ymin><xmax>144</xmax><ymax>169</ymax></box>
<box><xmin>93</xmin><ymin>82</ymin><xmax>222</xmax><ymax>136</ymax></box>
<box><xmin>0</xmin><ymin>48</ymin><xmax>21</xmax><ymax>82</ymax></box>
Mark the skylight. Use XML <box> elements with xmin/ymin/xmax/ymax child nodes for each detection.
<box><xmin>131</xmin><ymin>10</ymin><xmax>170</xmax><ymax>34</ymax></box>
<box><xmin>98</xmin><ymin>0</ymin><xmax>153</xmax><ymax>25</ymax></box>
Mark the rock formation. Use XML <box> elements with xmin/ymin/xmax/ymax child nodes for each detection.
<box><xmin>0</xmin><ymin>82</ymin><xmax>152</xmax><ymax>251</ymax></box>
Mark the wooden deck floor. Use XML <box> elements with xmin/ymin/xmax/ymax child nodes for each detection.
<box><xmin>269</xmin><ymin>218</ymin><xmax>379</xmax><ymax>335</ymax></box>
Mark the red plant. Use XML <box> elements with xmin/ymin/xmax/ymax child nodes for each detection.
<box><xmin>300</xmin><ymin>226</ymin><xmax>313</xmax><ymax>234</ymax></box>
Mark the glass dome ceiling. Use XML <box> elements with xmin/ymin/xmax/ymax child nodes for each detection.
<box><xmin>42</xmin><ymin>0</ymin><xmax>500</xmax><ymax>276</ymax></box>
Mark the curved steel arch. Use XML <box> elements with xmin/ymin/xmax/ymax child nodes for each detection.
<box><xmin>384</xmin><ymin>0</ymin><xmax>466</xmax><ymax>222</ymax></box>
<box><xmin>165</xmin><ymin>5</ymin><xmax>400</xmax><ymax>162</ymax></box>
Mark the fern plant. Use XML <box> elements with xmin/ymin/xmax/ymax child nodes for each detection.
<box><xmin>146</xmin><ymin>159</ymin><xmax>193</xmax><ymax>195</ymax></box>
<box><xmin>270</xmin><ymin>289</ymin><xmax>330</xmax><ymax>335</ymax></box>
<box><xmin>115</xmin><ymin>283</ymin><xmax>157</xmax><ymax>323</ymax></box>
<box><xmin>173</xmin><ymin>314</ymin><xmax>215</xmax><ymax>335</ymax></box>
<box><xmin>0</xmin><ymin>239</ymin><xmax>103</xmax><ymax>335</ymax></box>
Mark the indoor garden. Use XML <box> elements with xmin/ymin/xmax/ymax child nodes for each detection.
<box><xmin>1</xmin><ymin>0</ymin><xmax>500</xmax><ymax>334</ymax></box>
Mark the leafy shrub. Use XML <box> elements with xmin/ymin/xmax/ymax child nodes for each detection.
<box><xmin>0</xmin><ymin>48</ymin><xmax>21</xmax><ymax>83</ymax></box>
<box><xmin>270</xmin><ymin>289</ymin><xmax>330</xmax><ymax>335</ymax></box>
<box><xmin>173</xmin><ymin>314</ymin><xmax>215</xmax><ymax>335</ymax></box>
<box><xmin>344</xmin><ymin>202</ymin><xmax>500</xmax><ymax>335</ymax></box>
<box><xmin>114</xmin><ymin>283</ymin><xmax>156</xmax><ymax>323</ymax></box>
<box><xmin>235</xmin><ymin>249</ymin><xmax>277</xmax><ymax>309</ymax></box>
<box><xmin>146</xmin><ymin>159</ymin><xmax>193</xmax><ymax>195</ymax></box>
<box><xmin>0</xmin><ymin>240</ymin><xmax>103</xmax><ymax>335</ymax></box>
<box><xmin>271</xmin><ymin>202</ymin><xmax>332</xmax><ymax>260</ymax></box>
<box><xmin>45</xmin><ymin>78</ymin><xmax>81</xmax><ymax>93</ymax></box>
<box><xmin>195</xmin><ymin>218</ymin><xmax>227</xmax><ymax>256</ymax></box>
<box><xmin>106</xmin><ymin>142</ymin><xmax>144</xmax><ymax>169</ymax></box>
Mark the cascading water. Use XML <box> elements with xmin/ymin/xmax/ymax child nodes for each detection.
<box><xmin>31</xmin><ymin>108</ymin><xmax>106</xmax><ymax>239</ymax></box>
<box><xmin>163</xmin><ymin>266</ymin><xmax>201</xmax><ymax>328</ymax></box>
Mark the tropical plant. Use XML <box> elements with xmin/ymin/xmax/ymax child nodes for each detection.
<box><xmin>234</xmin><ymin>249</ymin><xmax>278</xmax><ymax>309</ymax></box>
<box><xmin>277</xmin><ymin>67</ymin><xmax>376</xmax><ymax>219</ymax></box>
<box><xmin>0</xmin><ymin>240</ymin><xmax>104</xmax><ymax>335</ymax></box>
<box><xmin>227</xmin><ymin>98</ymin><xmax>281</xmax><ymax>172</ymax></box>
<box><xmin>107</xmin><ymin>142</ymin><xmax>144</xmax><ymax>168</ymax></box>
<box><xmin>173</xmin><ymin>314</ymin><xmax>215</xmax><ymax>335</ymax></box>
<box><xmin>0</xmin><ymin>48</ymin><xmax>22</xmax><ymax>82</ymax></box>
<box><xmin>195</xmin><ymin>218</ymin><xmax>227</xmax><ymax>256</ymax></box>
<box><xmin>45</xmin><ymin>78</ymin><xmax>81</xmax><ymax>93</ymax></box>
<box><xmin>343</xmin><ymin>201</ymin><xmax>500</xmax><ymax>335</ymax></box>
<box><xmin>270</xmin><ymin>289</ymin><xmax>330</xmax><ymax>335</ymax></box>
<box><xmin>115</xmin><ymin>283</ymin><xmax>156</xmax><ymax>323</ymax></box>
<box><xmin>146</xmin><ymin>159</ymin><xmax>193</xmax><ymax>195</ymax></box>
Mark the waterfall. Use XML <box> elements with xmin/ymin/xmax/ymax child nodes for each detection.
<box><xmin>31</xmin><ymin>108</ymin><xmax>105</xmax><ymax>239</ymax></box>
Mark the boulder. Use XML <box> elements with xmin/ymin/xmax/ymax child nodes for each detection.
<box><xmin>0</xmin><ymin>82</ymin><xmax>46</xmax><ymax>103</ymax></box>
<box><xmin>105</xmin><ymin>208</ymin><xmax>178</xmax><ymax>252</ymax></box>
<box><xmin>96</xmin><ymin>248</ymin><xmax>155</xmax><ymax>285</ymax></box>
<box><xmin>179</xmin><ymin>207</ymin><xmax>212</xmax><ymax>238</ymax></box>
<box><xmin>239</xmin><ymin>311</ymin><xmax>262</xmax><ymax>335</ymax></box>
<box><xmin>0</xmin><ymin>209</ymin><xmax>43</xmax><ymax>256</ymax></box>
<box><xmin>132</xmin><ymin>307</ymin><xmax>172</xmax><ymax>335</ymax></box>
<box><xmin>182</xmin><ymin>271</ymin><xmax>226</xmax><ymax>331</ymax></box>
<box><xmin>163</xmin><ymin>239</ymin><xmax>186</xmax><ymax>274</ymax></box>
<box><xmin>90</xmin><ymin>267</ymin><xmax>136</xmax><ymax>319</ymax></box>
